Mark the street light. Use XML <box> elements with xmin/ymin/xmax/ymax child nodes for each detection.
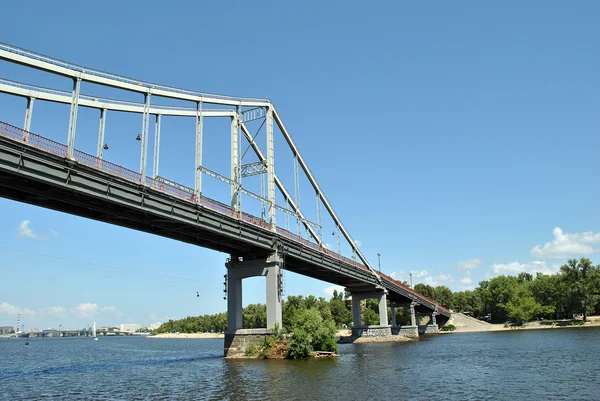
<box><xmin>410</xmin><ymin>273</ymin><xmax>413</xmax><ymax>289</ymax></box>
<box><xmin>377</xmin><ymin>253</ymin><xmax>381</xmax><ymax>273</ymax></box>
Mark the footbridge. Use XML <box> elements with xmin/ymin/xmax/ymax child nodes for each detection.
<box><xmin>0</xmin><ymin>43</ymin><xmax>448</xmax><ymax>353</ymax></box>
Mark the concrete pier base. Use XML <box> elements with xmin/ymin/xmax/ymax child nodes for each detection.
<box><xmin>351</xmin><ymin>325</ymin><xmax>392</xmax><ymax>338</ymax></box>
<box><xmin>418</xmin><ymin>324</ymin><xmax>440</xmax><ymax>335</ymax></box>
<box><xmin>392</xmin><ymin>325</ymin><xmax>419</xmax><ymax>338</ymax></box>
<box><xmin>224</xmin><ymin>328</ymin><xmax>272</xmax><ymax>358</ymax></box>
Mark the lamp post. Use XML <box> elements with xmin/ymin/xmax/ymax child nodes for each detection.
<box><xmin>377</xmin><ymin>253</ymin><xmax>381</xmax><ymax>273</ymax></box>
<box><xmin>410</xmin><ymin>273</ymin><xmax>413</xmax><ymax>289</ymax></box>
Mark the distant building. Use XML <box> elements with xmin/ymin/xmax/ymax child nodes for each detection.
<box><xmin>119</xmin><ymin>323</ymin><xmax>141</xmax><ymax>333</ymax></box>
<box><xmin>0</xmin><ymin>326</ymin><xmax>14</xmax><ymax>334</ymax></box>
<box><xmin>149</xmin><ymin>322</ymin><xmax>162</xmax><ymax>330</ymax></box>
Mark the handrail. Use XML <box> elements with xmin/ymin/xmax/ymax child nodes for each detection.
<box><xmin>0</xmin><ymin>120</ymin><xmax>449</xmax><ymax>314</ymax></box>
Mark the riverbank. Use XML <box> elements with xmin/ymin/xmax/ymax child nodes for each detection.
<box><xmin>443</xmin><ymin>315</ymin><xmax>600</xmax><ymax>334</ymax></box>
<box><xmin>149</xmin><ymin>329</ymin><xmax>352</xmax><ymax>339</ymax></box>
<box><xmin>149</xmin><ymin>332</ymin><xmax>224</xmax><ymax>339</ymax></box>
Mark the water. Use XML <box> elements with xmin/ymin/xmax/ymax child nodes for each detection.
<box><xmin>1</xmin><ymin>328</ymin><xmax>599</xmax><ymax>400</ymax></box>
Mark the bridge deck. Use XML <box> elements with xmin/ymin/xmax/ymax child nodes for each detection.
<box><xmin>0</xmin><ymin>122</ymin><xmax>448</xmax><ymax>317</ymax></box>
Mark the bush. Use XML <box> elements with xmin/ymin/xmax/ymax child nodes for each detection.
<box><xmin>244</xmin><ymin>342</ymin><xmax>259</xmax><ymax>357</ymax></box>
<box><xmin>440</xmin><ymin>324</ymin><xmax>456</xmax><ymax>332</ymax></box>
<box><xmin>287</xmin><ymin>308</ymin><xmax>339</xmax><ymax>358</ymax></box>
<box><xmin>288</xmin><ymin>329</ymin><xmax>312</xmax><ymax>359</ymax></box>
<box><xmin>568</xmin><ymin>320</ymin><xmax>585</xmax><ymax>326</ymax></box>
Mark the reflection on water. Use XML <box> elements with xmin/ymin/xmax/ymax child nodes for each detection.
<box><xmin>1</xmin><ymin>328</ymin><xmax>599</xmax><ymax>400</ymax></box>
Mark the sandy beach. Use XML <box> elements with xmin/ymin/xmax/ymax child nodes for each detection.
<box><xmin>149</xmin><ymin>332</ymin><xmax>224</xmax><ymax>339</ymax></box>
<box><xmin>444</xmin><ymin>315</ymin><xmax>600</xmax><ymax>334</ymax></box>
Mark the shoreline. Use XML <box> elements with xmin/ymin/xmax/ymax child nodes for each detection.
<box><xmin>444</xmin><ymin>319</ymin><xmax>600</xmax><ymax>334</ymax></box>
<box><xmin>148</xmin><ymin>329</ymin><xmax>352</xmax><ymax>340</ymax></box>
<box><xmin>149</xmin><ymin>332</ymin><xmax>224</xmax><ymax>339</ymax></box>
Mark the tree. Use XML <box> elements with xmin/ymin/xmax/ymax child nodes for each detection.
<box><xmin>504</xmin><ymin>286</ymin><xmax>544</xmax><ymax>324</ymax></box>
<box><xmin>414</xmin><ymin>283</ymin><xmax>434</xmax><ymax>299</ymax></box>
<box><xmin>329</xmin><ymin>290</ymin><xmax>352</xmax><ymax>327</ymax></box>
<box><xmin>433</xmin><ymin>285</ymin><xmax>453</xmax><ymax>309</ymax></box>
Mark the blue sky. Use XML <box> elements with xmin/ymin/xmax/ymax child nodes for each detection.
<box><xmin>1</xmin><ymin>1</ymin><xmax>599</xmax><ymax>330</ymax></box>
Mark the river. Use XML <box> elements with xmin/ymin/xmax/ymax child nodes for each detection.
<box><xmin>1</xmin><ymin>327</ymin><xmax>599</xmax><ymax>400</ymax></box>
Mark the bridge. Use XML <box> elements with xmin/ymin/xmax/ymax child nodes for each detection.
<box><xmin>0</xmin><ymin>43</ymin><xmax>449</xmax><ymax>355</ymax></box>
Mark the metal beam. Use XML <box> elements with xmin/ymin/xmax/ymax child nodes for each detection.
<box><xmin>195</xmin><ymin>102</ymin><xmax>202</xmax><ymax>195</ymax></box>
<box><xmin>266</xmin><ymin>108</ymin><xmax>276</xmax><ymax>229</ymax></box>
<box><xmin>231</xmin><ymin>107</ymin><xmax>240</xmax><ymax>211</ymax></box>
<box><xmin>153</xmin><ymin>114</ymin><xmax>161</xmax><ymax>178</ymax></box>
<box><xmin>67</xmin><ymin>78</ymin><xmax>81</xmax><ymax>158</ymax></box>
<box><xmin>96</xmin><ymin>108</ymin><xmax>106</xmax><ymax>159</ymax></box>
<box><xmin>240</xmin><ymin>122</ymin><xmax>323</xmax><ymax>247</ymax></box>
<box><xmin>0</xmin><ymin>78</ymin><xmax>236</xmax><ymax>118</ymax></box>
<box><xmin>139</xmin><ymin>93</ymin><xmax>151</xmax><ymax>179</ymax></box>
<box><xmin>0</xmin><ymin>44</ymin><xmax>270</xmax><ymax>107</ymax></box>
<box><xmin>24</xmin><ymin>96</ymin><xmax>34</xmax><ymax>133</ymax></box>
<box><xmin>271</xmin><ymin>107</ymin><xmax>380</xmax><ymax>281</ymax></box>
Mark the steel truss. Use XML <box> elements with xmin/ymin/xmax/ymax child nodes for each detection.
<box><xmin>0</xmin><ymin>41</ymin><xmax>380</xmax><ymax>282</ymax></box>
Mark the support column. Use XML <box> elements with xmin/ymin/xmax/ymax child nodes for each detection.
<box><xmin>231</xmin><ymin>107</ymin><xmax>240</xmax><ymax>211</ymax></box>
<box><xmin>265</xmin><ymin>263</ymin><xmax>282</xmax><ymax>329</ymax></box>
<box><xmin>352</xmin><ymin>297</ymin><xmax>362</xmax><ymax>327</ymax></box>
<box><xmin>431</xmin><ymin>312</ymin><xmax>437</xmax><ymax>326</ymax></box>
<box><xmin>227</xmin><ymin>268</ymin><xmax>243</xmax><ymax>331</ymax></box>
<box><xmin>410</xmin><ymin>301</ymin><xmax>417</xmax><ymax>327</ymax></box>
<box><xmin>96</xmin><ymin>108</ymin><xmax>107</xmax><ymax>159</ymax></box>
<box><xmin>24</xmin><ymin>97</ymin><xmax>35</xmax><ymax>136</ymax></box>
<box><xmin>154</xmin><ymin>114</ymin><xmax>162</xmax><ymax>178</ymax></box>
<box><xmin>378</xmin><ymin>292</ymin><xmax>388</xmax><ymax>326</ymax></box>
<box><xmin>266</xmin><ymin>107</ymin><xmax>276</xmax><ymax>229</ymax></box>
<box><xmin>225</xmin><ymin>253</ymin><xmax>282</xmax><ymax>332</ymax></box>
<box><xmin>139</xmin><ymin>92</ymin><xmax>151</xmax><ymax>179</ymax></box>
<box><xmin>67</xmin><ymin>78</ymin><xmax>81</xmax><ymax>158</ymax></box>
<box><xmin>194</xmin><ymin>101</ymin><xmax>202</xmax><ymax>197</ymax></box>
<box><xmin>390</xmin><ymin>306</ymin><xmax>396</xmax><ymax>327</ymax></box>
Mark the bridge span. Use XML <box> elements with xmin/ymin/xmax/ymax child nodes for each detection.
<box><xmin>0</xmin><ymin>43</ymin><xmax>448</xmax><ymax>354</ymax></box>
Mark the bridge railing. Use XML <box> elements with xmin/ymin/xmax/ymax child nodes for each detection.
<box><xmin>378</xmin><ymin>271</ymin><xmax>450</xmax><ymax>313</ymax></box>
<box><xmin>0</xmin><ymin>121</ymin><xmax>384</xmax><ymax>284</ymax></box>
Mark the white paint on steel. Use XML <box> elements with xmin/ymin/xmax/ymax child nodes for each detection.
<box><xmin>231</xmin><ymin>108</ymin><xmax>240</xmax><ymax>211</ymax></box>
<box><xmin>67</xmin><ymin>78</ymin><xmax>81</xmax><ymax>158</ymax></box>
<box><xmin>0</xmin><ymin>44</ymin><xmax>269</xmax><ymax>107</ymax></box>
<box><xmin>240</xmin><ymin>122</ymin><xmax>323</xmax><ymax>247</ymax></box>
<box><xmin>139</xmin><ymin>93</ymin><xmax>151</xmax><ymax>178</ymax></box>
<box><xmin>194</xmin><ymin>102</ymin><xmax>203</xmax><ymax>196</ymax></box>
<box><xmin>266</xmin><ymin>108</ymin><xmax>276</xmax><ymax>229</ymax></box>
<box><xmin>271</xmin><ymin>107</ymin><xmax>380</xmax><ymax>281</ymax></box>
<box><xmin>0</xmin><ymin>79</ymin><xmax>235</xmax><ymax>118</ymax></box>
<box><xmin>96</xmin><ymin>108</ymin><xmax>106</xmax><ymax>159</ymax></box>
<box><xmin>24</xmin><ymin>96</ymin><xmax>34</xmax><ymax>133</ymax></box>
<box><xmin>154</xmin><ymin>114</ymin><xmax>162</xmax><ymax>178</ymax></box>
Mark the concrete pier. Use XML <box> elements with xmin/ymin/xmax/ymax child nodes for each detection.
<box><xmin>224</xmin><ymin>253</ymin><xmax>282</xmax><ymax>357</ymax></box>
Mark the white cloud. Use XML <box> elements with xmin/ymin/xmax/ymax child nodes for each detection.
<box><xmin>323</xmin><ymin>285</ymin><xmax>345</xmax><ymax>298</ymax></box>
<box><xmin>531</xmin><ymin>226</ymin><xmax>600</xmax><ymax>259</ymax></box>
<box><xmin>491</xmin><ymin>260</ymin><xmax>557</xmax><ymax>276</ymax></box>
<box><xmin>72</xmin><ymin>303</ymin><xmax>122</xmax><ymax>318</ymax></box>
<box><xmin>460</xmin><ymin>271</ymin><xmax>473</xmax><ymax>285</ymax></box>
<box><xmin>456</xmin><ymin>258</ymin><xmax>482</xmax><ymax>271</ymax></box>
<box><xmin>411</xmin><ymin>270</ymin><xmax>429</xmax><ymax>278</ymax></box>
<box><xmin>17</xmin><ymin>220</ymin><xmax>47</xmax><ymax>240</ymax></box>
<box><xmin>0</xmin><ymin>302</ymin><xmax>66</xmax><ymax>318</ymax></box>
<box><xmin>50</xmin><ymin>229</ymin><xmax>60</xmax><ymax>237</ymax></box>
<box><xmin>423</xmin><ymin>274</ymin><xmax>454</xmax><ymax>286</ymax></box>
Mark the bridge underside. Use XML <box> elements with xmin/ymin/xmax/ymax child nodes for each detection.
<box><xmin>0</xmin><ymin>137</ymin><xmax>376</xmax><ymax>290</ymax></box>
<box><xmin>0</xmin><ymin>134</ymin><xmax>449</xmax><ymax>318</ymax></box>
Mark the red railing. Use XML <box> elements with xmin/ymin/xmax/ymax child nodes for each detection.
<box><xmin>0</xmin><ymin>121</ymin><xmax>446</xmax><ymax>311</ymax></box>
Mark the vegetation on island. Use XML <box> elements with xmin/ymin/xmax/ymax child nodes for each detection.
<box><xmin>153</xmin><ymin>257</ymin><xmax>600</xmax><ymax>352</ymax></box>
